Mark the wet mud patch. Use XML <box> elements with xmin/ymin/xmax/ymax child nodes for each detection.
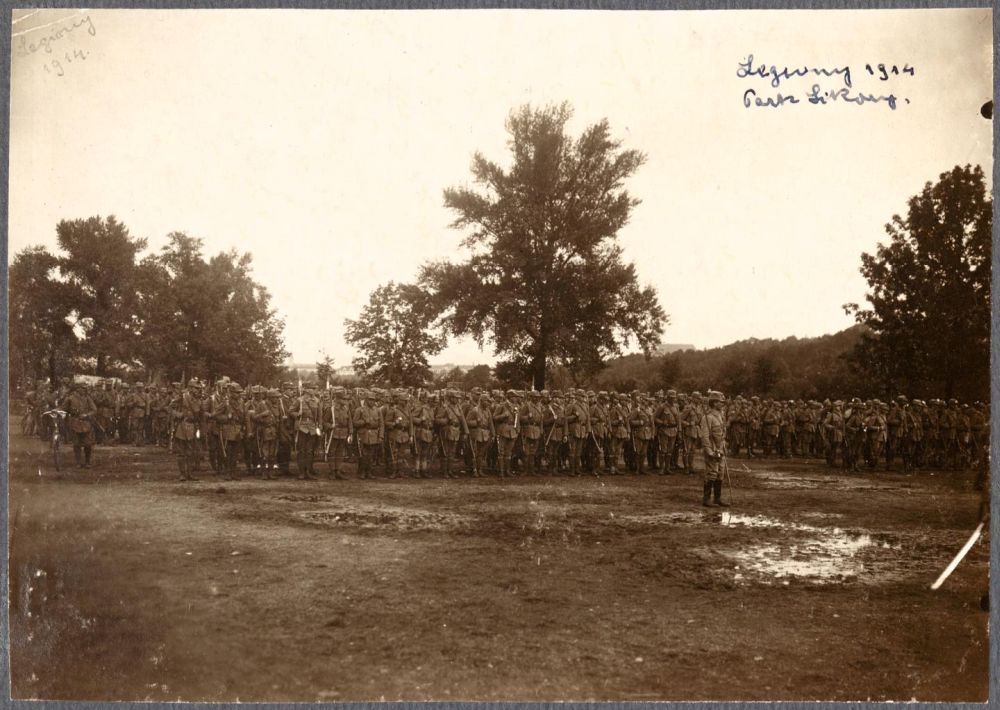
<box><xmin>752</xmin><ymin>470</ymin><xmax>901</xmax><ymax>492</ymax></box>
<box><xmin>293</xmin><ymin>504</ymin><xmax>472</xmax><ymax>532</ymax></box>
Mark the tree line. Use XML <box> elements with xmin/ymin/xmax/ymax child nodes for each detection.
<box><xmin>343</xmin><ymin>104</ymin><xmax>990</xmax><ymax>402</ymax></box>
<box><xmin>10</xmin><ymin>217</ymin><xmax>288</xmax><ymax>388</ymax></box>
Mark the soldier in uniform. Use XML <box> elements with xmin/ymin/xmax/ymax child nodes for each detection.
<box><xmin>680</xmin><ymin>393</ymin><xmax>702</xmax><ymax>474</ymax></box>
<box><xmin>353</xmin><ymin>391</ymin><xmax>383</xmax><ymax>479</ymax></box>
<box><xmin>700</xmin><ymin>390</ymin><xmax>730</xmax><ymax>507</ymax></box>
<box><xmin>823</xmin><ymin>401</ymin><xmax>845</xmax><ymax>468</ymax></box>
<box><xmin>607</xmin><ymin>393</ymin><xmax>630</xmax><ymax>475</ymax></box>
<box><xmin>629</xmin><ymin>395</ymin><xmax>655</xmax><ymax>475</ymax></box>
<box><xmin>205</xmin><ymin>382</ymin><xmax>228</xmax><ymax>474</ymax></box>
<box><xmin>253</xmin><ymin>388</ymin><xmax>280</xmax><ymax>478</ymax></box>
<box><xmin>492</xmin><ymin>391</ymin><xmax>519</xmax><ymax>478</ymax></box>
<box><xmin>92</xmin><ymin>380</ymin><xmax>113</xmax><ymax>444</ymax></box>
<box><xmin>655</xmin><ymin>390</ymin><xmax>680</xmax><ymax>474</ymax></box>
<box><xmin>222</xmin><ymin>383</ymin><xmax>245</xmax><ymax>479</ymax></box>
<box><xmin>747</xmin><ymin>396</ymin><xmax>762</xmax><ymax>457</ymax></box>
<box><xmin>434</xmin><ymin>390</ymin><xmax>465</xmax><ymax>478</ymax></box>
<box><xmin>761</xmin><ymin>400</ymin><xmax>779</xmax><ymax>457</ymax></box>
<box><xmin>843</xmin><ymin>398</ymin><xmax>865</xmax><ymax>472</ymax></box>
<box><xmin>127</xmin><ymin>383</ymin><xmax>148</xmax><ymax>446</ymax></box>
<box><xmin>864</xmin><ymin>402</ymin><xmax>886</xmax><ymax>470</ymax></box>
<box><xmin>564</xmin><ymin>390</ymin><xmax>589</xmax><ymax>476</ymax></box>
<box><xmin>323</xmin><ymin>387</ymin><xmax>352</xmax><ymax>479</ymax></box>
<box><xmin>64</xmin><ymin>382</ymin><xmax>98</xmax><ymax>469</ymax></box>
<box><xmin>588</xmin><ymin>392</ymin><xmax>609</xmax><ymax>476</ymax></box>
<box><xmin>384</xmin><ymin>392</ymin><xmax>411</xmax><ymax>478</ymax></box>
<box><xmin>969</xmin><ymin>402</ymin><xmax>986</xmax><ymax>469</ymax></box>
<box><xmin>779</xmin><ymin>401</ymin><xmax>795</xmax><ymax>458</ymax></box>
<box><xmin>171</xmin><ymin>380</ymin><xmax>203</xmax><ymax>481</ymax></box>
<box><xmin>941</xmin><ymin>399</ymin><xmax>959</xmax><ymax>470</ymax></box>
<box><xmin>295</xmin><ymin>382</ymin><xmax>321</xmax><ymax>480</ymax></box>
<box><xmin>885</xmin><ymin>399</ymin><xmax>903</xmax><ymax>470</ymax></box>
<box><xmin>519</xmin><ymin>391</ymin><xmax>544</xmax><ymax>476</ymax></box>
<box><xmin>464</xmin><ymin>394</ymin><xmax>492</xmax><ymax>477</ymax></box>
<box><xmin>541</xmin><ymin>393</ymin><xmax>566</xmax><ymax>475</ymax></box>
<box><xmin>410</xmin><ymin>390</ymin><xmax>435</xmax><ymax>478</ymax></box>
<box><xmin>899</xmin><ymin>397</ymin><xmax>920</xmax><ymax>473</ymax></box>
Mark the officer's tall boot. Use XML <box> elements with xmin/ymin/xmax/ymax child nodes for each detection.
<box><xmin>702</xmin><ymin>482</ymin><xmax>712</xmax><ymax>507</ymax></box>
<box><xmin>73</xmin><ymin>446</ymin><xmax>83</xmax><ymax>468</ymax></box>
<box><xmin>713</xmin><ymin>480</ymin><xmax>729</xmax><ymax>507</ymax></box>
<box><xmin>83</xmin><ymin>446</ymin><xmax>92</xmax><ymax>469</ymax></box>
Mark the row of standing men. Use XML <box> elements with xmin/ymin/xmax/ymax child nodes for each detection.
<box><xmin>27</xmin><ymin>380</ymin><xmax>987</xmax><ymax>484</ymax></box>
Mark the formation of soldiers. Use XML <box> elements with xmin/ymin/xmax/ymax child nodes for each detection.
<box><xmin>724</xmin><ymin>395</ymin><xmax>989</xmax><ymax>474</ymax></box>
<box><xmin>22</xmin><ymin>378</ymin><xmax>989</xmax><ymax>487</ymax></box>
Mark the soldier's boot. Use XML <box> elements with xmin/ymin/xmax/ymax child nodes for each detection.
<box><xmin>74</xmin><ymin>446</ymin><xmax>83</xmax><ymax>468</ymax></box>
<box><xmin>84</xmin><ymin>447</ymin><xmax>92</xmax><ymax>469</ymax></box>
<box><xmin>177</xmin><ymin>457</ymin><xmax>189</xmax><ymax>481</ymax></box>
<box><xmin>713</xmin><ymin>480</ymin><xmax>729</xmax><ymax>507</ymax></box>
<box><xmin>702</xmin><ymin>482</ymin><xmax>713</xmax><ymax>507</ymax></box>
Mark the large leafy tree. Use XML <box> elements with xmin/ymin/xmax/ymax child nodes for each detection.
<box><xmin>9</xmin><ymin>246</ymin><xmax>79</xmax><ymax>385</ymax></box>
<box><xmin>345</xmin><ymin>282</ymin><xmax>446</xmax><ymax>386</ymax></box>
<box><xmin>845</xmin><ymin>165</ymin><xmax>991</xmax><ymax>399</ymax></box>
<box><xmin>420</xmin><ymin>102</ymin><xmax>666</xmax><ymax>390</ymax></box>
<box><xmin>140</xmin><ymin>232</ymin><xmax>289</xmax><ymax>383</ymax></box>
<box><xmin>55</xmin><ymin>216</ymin><xmax>148</xmax><ymax>375</ymax></box>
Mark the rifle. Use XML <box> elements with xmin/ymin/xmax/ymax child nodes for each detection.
<box><xmin>590</xmin><ymin>430</ymin><xmax>604</xmax><ymax>456</ymax></box>
<box><xmin>453</xmin><ymin>403</ymin><xmax>470</xmax><ymax>437</ymax></box>
<box><xmin>544</xmin><ymin>404</ymin><xmax>558</xmax><ymax>448</ymax></box>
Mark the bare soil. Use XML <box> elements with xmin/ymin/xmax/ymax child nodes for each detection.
<box><xmin>7</xmin><ymin>428</ymin><xmax>990</xmax><ymax>701</ymax></box>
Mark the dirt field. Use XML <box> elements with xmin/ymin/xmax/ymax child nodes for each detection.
<box><xmin>7</xmin><ymin>427</ymin><xmax>990</xmax><ymax>702</ymax></box>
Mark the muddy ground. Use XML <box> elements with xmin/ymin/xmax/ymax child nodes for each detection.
<box><xmin>7</xmin><ymin>427</ymin><xmax>990</xmax><ymax>701</ymax></box>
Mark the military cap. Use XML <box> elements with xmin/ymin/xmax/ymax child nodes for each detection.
<box><xmin>948</xmin><ymin>398</ymin><xmax>958</xmax><ymax>405</ymax></box>
<box><xmin>188</xmin><ymin>378</ymin><xmax>200</xmax><ymax>388</ymax></box>
<box><xmin>529</xmin><ymin>390</ymin><xmax>541</xmax><ymax>398</ymax></box>
<box><xmin>230</xmin><ymin>383</ymin><xmax>243</xmax><ymax>393</ymax></box>
<box><xmin>896</xmin><ymin>395</ymin><xmax>908</xmax><ymax>403</ymax></box>
<box><xmin>707</xmin><ymin>390</ymin><xmax>724</xmax><ymax>403</ymax></box>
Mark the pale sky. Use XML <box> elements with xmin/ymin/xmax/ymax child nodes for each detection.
<box><xmin>8</xmin><ymin>8</ymin><xmax>993</xmax><ymax>367</ymax></box>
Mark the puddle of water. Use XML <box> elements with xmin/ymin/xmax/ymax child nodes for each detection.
<box><xmin>717</xmin><ymin>514</ymin><xmax>904</xmax><ymax>585</ymax></box>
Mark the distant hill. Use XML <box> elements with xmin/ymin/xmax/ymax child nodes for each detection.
<box><xmin>588</xmin><ymin>326</ymin><xmax>872</xmax><ymax>399</ymax></box>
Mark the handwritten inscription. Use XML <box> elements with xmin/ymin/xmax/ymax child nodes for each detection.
<box><xmin>14</xmin><ymin>13</ymin><xmax>97</xmax><ymax>79</ymax></box>
<box><xmin>738</xmin><ymin>54</ymin><xmax>913</xmax><ymax>111</ymax></box>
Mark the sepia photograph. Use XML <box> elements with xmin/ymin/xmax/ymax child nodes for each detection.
<box><xmin>5</xmin><ymin>5</ymin><xmax>994</xmax><ymax>702</ymax></box>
